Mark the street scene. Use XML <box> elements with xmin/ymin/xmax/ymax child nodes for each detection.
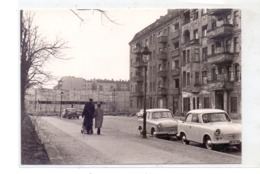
<box><xmin>21</xmin><ymin>8</ymin><xmax>243</xmax><ymax>166</ymax></box>
<box><xmin>31</xmin><ymin>115</ymin><xmax>241</xmax><ymax>164</ymax></box>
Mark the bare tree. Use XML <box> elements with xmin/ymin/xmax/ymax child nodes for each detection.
<box><xmin>20</xmin><ymin>10</ymin><xmax>67</xmax><ymax>119</ymax></box>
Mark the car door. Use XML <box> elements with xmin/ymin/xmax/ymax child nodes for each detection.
<box><xmin>189</xmin><ymin>114</ymin><xmax>202</xmax><ymax>143</ymax></box>
<box><xmin>181</xmin><ymin>113</ymin><xmax>193</xmax><ymax>140</ymax></box>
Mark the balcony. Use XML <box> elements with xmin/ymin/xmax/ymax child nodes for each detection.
<box><xmin>209</xmin><ymin>74</ymin><xmax>234</xmax><ymax>90</ymax></box>
<box><xmin>157</xmin><ymin>51</ymin><xmax>167</xmax><ymax>60</ymax></box>
<box><xmin>157</xmin><ymin>70</ymin><xmax>168</xmax><ymax>77</ymax></box>
<box><xmin>132</xmin><ymin>61</ymin><xmax>146</xmax><ymax>68</ymax></box>
<box><xmin>172</xmin><ymin>88</ymin><xmax>180</xmax><ymax>95</ymax></box>
<box><xmin>133</xmin><ymin>46</ymin><xmax>142</xmax><ymax>54</ymax></box>
<box><xmin>207</xmin><ymin>24</ymin><xmax>234</xmax><ymax>39</ymax></box>
<box><xmin>157</xmin><ymin>87</ymin><xmax>168</xmax><ymax>96</ymax></box>
<box><xmin>171</xmin><ymin>68</ymin><xmax>180</xmax><ymax>76</ymax></box>
<box><xmin>209</xmin><ymin>9</ymin><xmax>232</xmax><ymax>16</ymax></box>
<box><xmin>171</xmin><ymin>30</ymin><xmax>180</xmax><ymax>40</ymax></box>
<box><xmin>191</xmin><ymin>86</ymin><xmax>201</xmax><ymax>93</ymax></box>
<box><xmin>131</xmin><ymin>76</ymin><xmax>144</xmax><ymax>82</ymax></box>
<box><xmin>170</xmin><ymin>49</ymin><xmax>180</xmax><ymax>57</ymax></box>
<box><xmin>189</xmin><ymin>39</ymin><xmax>199</xmax><ymax>46</ymax></box>
<box><xmin>157</xmin><ymin>35</ymin><xmax>167</xmax><ymax>43</ymax></box>
<box><xmin>130</xmin><ymin>91</ymin><xmax>143</xmax><ymax>97</ymax></box>
<box><xmin>207</xmin><ymin>52</ymin><xmax>233</xmax><ymax>65</ymax></box>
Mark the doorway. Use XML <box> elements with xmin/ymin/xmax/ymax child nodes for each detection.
<box><xmin>215</xmin><ymin>90</ymin><xmax>224</xmax><ymax>109</ymax></box>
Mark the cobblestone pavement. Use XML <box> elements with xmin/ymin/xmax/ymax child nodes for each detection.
<box><xmin>33</xmin><ymin>116</ymin><xmax>241</xmax><ymax>165</ymax></box>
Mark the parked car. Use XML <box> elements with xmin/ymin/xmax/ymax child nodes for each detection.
<box><xmin>177</xmin><ymin>109</ymin><xmax>241</xmax><ymax>150</ymax></box>
<box><xmin>137</xmin><ymin>108</ymin><xmax>178</xmax><ymax>138</ymax></box>
<box><xmin>61</xmin><ymin>108</ymin><xmax>79</xmax><ymax>119</ymax></box>
<box><xmin>136</xmin><ymin>109</ymin><xmax>144</xmax><ymax>118</ymax></box>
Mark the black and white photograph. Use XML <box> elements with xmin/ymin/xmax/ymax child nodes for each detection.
<box><xmin>21</xmin><ymin>8</ymin><xmax>242</xmax><ymax>165</ymax></box>
<box><xmin>2</xmin><ymin>0</ymin><xmax>260</xmax><ymax>173</ymax></box>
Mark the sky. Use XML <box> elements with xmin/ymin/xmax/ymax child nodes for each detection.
<box><xmin>32</xmin><ymin>9</ymin><xmax>168</xmax><ymax>88</ymax></box>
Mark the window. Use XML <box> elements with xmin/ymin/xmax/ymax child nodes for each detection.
<box><xmin>204</xmin><ymin>97</ymin><xmax>210</xmax><ymax>108</ymax></box>
<box><xmin>192</xmin><ymin>114</ymin><xmax>199</xmax><ymax>123</ymax></box>
<box><xmin>227</xmin><ymin>66</ymin><xmax>232</xmax><ymax>81</ymax></box>
<box><xmin>184</xmin><ymin>11</ymin><xmax>190</xmax><ymax>24</ymax></box>
<box><xmin>202</xmin><ymin>71</ymin><xmax>207</xmax><ymax>85</ymax></box>
<box><xmin>174</xmin><ymin>41</ymin><xmax>179</xmax><ymax>49</ymax></box>
<box><xmin>183</xmin><ymin>98</ymin><xmax>190</xmax><ymax>112</ymax></box>
<box><xmin>226</xmin><ymin>14</ymin><xmax>232</xmax><ymax>24</ymax></box>
<box><xmin>212</xmin><ymin>67</ymin><xmax>217</xmax><ymax>81</ymax></box>
<box><xmin>187</xmin><ymin>72</ymin><xmax>190</xmax><ymax>86</ymax></box>
<box><xmin>193</xmin><ymin>10</ymin><xmax>198</xmax><ymax>20</ymax></box>
<box><xmin>212</xmin><ymin>21</ymin><xmax>217</xmax><ymax>30</ymax></box>
<box><xmin>182</xmin><ymin>50</ymin><xmax>186</xmax><ymax>66</ymax></box>
<box><xmin>193</xmin><ymin>29</ymin><xmax>198</xmax><ymax>39</ymax></box>
<box><xmin>234</xmin><ymin>37</ymin><xmax>239</xmax><ymax>53</ymax></box>
<box><xmin>153</xmin><ymin>82</ymin><xmax>156</xmax><ymax>91</ymax></box>
<box><xmin>174</xmin><ymin>60</ymin><xmax>179</xmax><ymax>68</ymax></box>
<box><xmin>231</xmin><ymin>97</ymin><xmax>238</xmax><ymax>113</ymax></box>
<box><xmin>225</xmin><ymin>39</ymin><xmax>231</xmax><ymax>52</ymax></box>
<box><xmin>193</xmin><ymin>98</ymin><xmax>196</xmax><ymax>110</ymax></box>
<box><xmin>197</xmin><ymin>97</ymin><xmax>200</xmax><ymax>109</ymax></box>
<box><xmin>175</xmin><ymin>79</ymin><xmax>179</xmax><ymax>88</ymax></box>
<box><xmin>234</xmin><ymin>64</ymin><xmax>240</xmax><ymax>81</ymax></box>
<box><xmin>174</xmin><ymin>23</ymin><xmax>179</xmax><ymax>30</ymax></box>
<box><xmin>130</xmin><ymin>99</ymin><xmax>133</xmax><ymax>108</ymax></box>
<box><xmin>195</xmin><ymin>72</ymin><xmax>200</xmax><ymax>85</ymax></box>
<box><xmin>202</xmin><ymin>25</ymin><xmax>207</xmax><ymax>37</ymax></box>
<box><xmin>186</xmin><ymin>113</ymin><xmax>192</xmax><ymax>122</ymax></box>
<box><xmin>187</xmin><ymin>50</ymin><xmax>190</xmax><ymax>63</ymax></box>
<box><xmin>183</xmin><ymin>71</ymin><xmax>186</xmax><ymax>87</ymax></box>
<box><xmin>202</xmin><ymin>9</ymin><xmax>207</xmax><ymax>15</ymax></box>
<box><xmin>216</xmin><ymin>41</ymin><xmax>221</xmax><ymax>48</ymax></box>
<box><xmin>211</xmin><ymin>45</ymin><xmax>215</xmax><ymax>55</ymax></box>
<box><xmin>234</xmin><ymin>11</ymin><xmax>239</xmax><ymax>26</ymax></box>
<box><xmin>194</xmin><ymin>48</ymin><xmax>200</xmax><ymax>62</ymax></box>
<box><xmin>202</xmin><ymin>47</ymin><xmax>207</xmax><ymax>62</ymax></box>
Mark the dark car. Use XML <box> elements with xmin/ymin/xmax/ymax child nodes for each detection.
<box><xmin>61</xmin><ymin>108</ymin><xmax>79</xmax><ymax>119</ymax></box>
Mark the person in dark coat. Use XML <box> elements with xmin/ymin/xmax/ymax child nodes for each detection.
<box><xmin>82</xmin><ymin>98</ymin><xmax>95</xmax><ymax>134</ymax></box>
<box><xmin>94</xmin><ymin>103</ymin><xmax>104</xmax><ymax>135</ymax></box>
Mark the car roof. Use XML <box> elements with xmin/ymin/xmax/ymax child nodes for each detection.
<box><xmin>187</xmin><ymin>109</ymin><xmax>227</xmax><ymax>114</ymax></box>
<box><xmin>146</xmin><ymin>108</ymin><xmax>171</xmax><ymax>112</ymax></box>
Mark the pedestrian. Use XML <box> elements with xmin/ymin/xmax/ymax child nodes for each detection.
<box><xmin>94</xmin><ymin>103</ymin><xmax>104</xmax><ymax>135</ymax></box>
<box><xmin>82</xmin><ymin>98</ymin><xmax>95</xmax><ymax>134</ymax></box>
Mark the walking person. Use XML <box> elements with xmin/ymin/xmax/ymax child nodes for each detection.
<box><xmin>94</xmin><ymin>103</ymin><xmax>104</xmax><ymax>135</ymax></box>
<box><xmin>82</xmin><ymin>98</ymin><xmax>95</xmax><ymax>134</ymax></box>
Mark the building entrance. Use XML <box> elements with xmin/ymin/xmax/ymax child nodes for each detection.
<box><xmin>215</xmin><ymin>90</ymin><xmax>224</xmax><ymax>110</ymax></box>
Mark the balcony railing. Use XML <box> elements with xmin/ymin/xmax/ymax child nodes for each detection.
<box><xmin>157</xmin><ymin>87</ymin><xmax>168</xmax><ymax>95</ymax></box>
<box><xmin>157</xmin><ymin>51</ymin><xmax>167</xmax><ymax>60</ymax></box>
<box><xmin>133</xmin><ymin>46</ymin><xmax>142</xmax><ymax>54</ymax></box>
<box><xmin>170</xmin><ymin>49</ymin><xmax>180</xmax><ymax>57</ymax></box>
<box><xmin>207</xmin><ymin>52</ymin><xmax>233</xmax><ymax>65</ymax></box>
<box><xmin>189</xmin><ymin>39</ymin><xmax>199</xmax><ymax>45</ymax></box>
<box><xmin>171</xmin><ymin>30</ymin><xmax>180</xmax><ymax>40</ymax></box>
<box><xmin>157</xmin><ymin>35</ymin><xmax>167</xmax><ymax>43</ymax></box>
<box><xmin>132</xmin><ymin>61</ymin><xmax>146</xmax><ymax>68</ymax></box>
<box><xmin>131</xmin><ymin>76</ymin><xmax>144</xmax><ymax>82</ymax></box>
<box><xmin>171</xmin><ymin>68</ymin><xmax>180</xmax><ymax>76</ymax></box>
<box><xmin>209</xmin><ymin>9</ymin><xmax>232</xmax><ymax>16</ymax></box>
<box><xmin>207</xmin><ymin>24</ymin><xmax>234</xmax><ymax>39</ymax></box>
<box><xmin>157</xmin><ymin>70</ymin><xmax>168</xmax><ymax>77</ymax></box>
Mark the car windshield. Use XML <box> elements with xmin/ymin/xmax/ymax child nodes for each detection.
<box><xmin>152</xmin><ymin>111</ymin><xmax>173</xmax><ymax>119</ymax></box>
<box><xmin>202</xmin><ymin>113</ymin><xmax>231</xmax><ymax>123</ymax></box>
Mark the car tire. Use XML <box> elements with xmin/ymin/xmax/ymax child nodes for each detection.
<box><xmin>151</xmin><ymin>128</ymin><xmax>156</xmax><ymax>137</ymax></box>
<box><xmin>204</xmin><ymin>136</ymin><xmax>214</xmax><ymax>150</ymax></box>
<box><xmin>181</xmin><ymin>133</ymin><xmax>189</xmax><ymax>145</ymax></box>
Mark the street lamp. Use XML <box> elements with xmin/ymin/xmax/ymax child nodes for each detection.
<box><xmin>60</xmin><ymin>91</ymin><xmax>64</xmax><ymax>118</ymax></box>
<box><xmin>141</xmin><ymin>46</ymin><xmax>151</xmax><ymax>138</ymax></box>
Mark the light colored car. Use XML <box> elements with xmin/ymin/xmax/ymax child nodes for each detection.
<box><xmin>178</xmin><ymin>109</ymin><xmax>241</xmax><ymax>150</ymax></box>
<box><xmin>137</xmin><ymin>108</ymin><xmax>178</xmax><ymax>137</ymax></box>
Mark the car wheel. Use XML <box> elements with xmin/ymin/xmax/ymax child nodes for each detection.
<box><xmin>151</xmin><ymin>128</ymin><xmax>155</xmax><ymax>137</ymax></box>
<box><xmin>204</xmin><ymin>136</ymin><xmax>214</xmax><ymax>150</ymax></box>
<box><xmin>181</xmin><ymin>133</ymin><xmax>189</xmax><ymax>145</ymax></box>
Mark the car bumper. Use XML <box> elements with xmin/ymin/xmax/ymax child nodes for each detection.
<box><xmin>211</xmin><ymin>139</ymin><xmax>241</xmax><ymax>145</ymax></box>
<box><xmin>154</xmin><ymin>131</ymin><xmax>177</xmax><ymax>136</ymax></box>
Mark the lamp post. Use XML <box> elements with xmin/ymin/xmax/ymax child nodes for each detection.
<box><xmin>141</xmin><ymin>46</ymin><xmax>151</xmax><ymax>138</ymax></box>
<box><xmin>60</xmin><ymin>91</ymin><xmax>64</xmax><ymax>118</ymax></box>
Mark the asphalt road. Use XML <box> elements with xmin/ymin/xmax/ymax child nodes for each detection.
<box><xmin>32</xmin><ymin>115</ymin><xmax>241</xmax><ymax>165</ymax></box>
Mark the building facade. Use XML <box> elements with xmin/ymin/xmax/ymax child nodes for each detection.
<box><xmin>129</xmin><ymin>9</ymin><xmax>241</xmax><ymax>119</ymax></box>
<box><xmin>26</xmin><ymin>77</ymin><xmax>130</xmax><ymax>115</ymax></box>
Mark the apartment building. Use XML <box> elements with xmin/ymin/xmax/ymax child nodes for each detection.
<box><xmin>129</xmin><ymin>9</ymin><xmax>241</xmax><ymax>119</ymax></box>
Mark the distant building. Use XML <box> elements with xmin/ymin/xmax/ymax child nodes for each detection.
<box><xmin>129</xmin><ymin>9</ymin><xmax>241</xmax><ymax>119</ymax></box>
<box><xmin>26</xmin><ymin>77</ymin><xmax>130</xmax><ymax>114</ymax></box>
